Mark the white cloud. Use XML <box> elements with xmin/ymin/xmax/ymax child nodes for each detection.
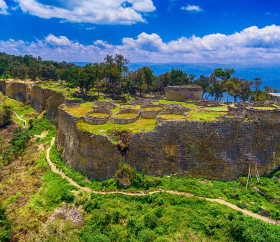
<box><xmin>181</xmin><ymin>5</ymin><xmax>203</xmax><ymax>12</ymax></box>
<box><xmin>0</xmin><ymin>0</ymin><xmax>9</xmax><ymax>14</ymax></box>
<box><xmin>14</xmin><ymin>0</ymin><xmax>156</xmax><ymax>25</ymax></box>
<box><xmin>2</xmin><ymin>25</ymin><xmax>280</xmax><ymax>64</ymax></box>
<box><xmin>45</xmin><ymin>34</ymin><xmax>72</xmax><ymax>46</ymax></box>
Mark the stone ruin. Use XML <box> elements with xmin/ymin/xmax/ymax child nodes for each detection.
<box><xmin>84</xmin><ymin>107</ymin><xmax>112</xmax><ymax>125</ymax></box>
<box><xmin>165</xmin><ymin>85</ymin><xmax>203</xmax><ymax>102</ymax></box>
<box><xmin>140</xmin><ymin>104</ymin><xmax>166</xmax><ymax>119</ymax></box>
<box><xmin>157</xmin><ymin>105</ymin><xmax>190</xmax><ymax>124</ymax></box>
<box><xmin>92</xmin><ymin>101</ymin><xmax>117</xmax><ymax>110</ymax></box>
<box><xmin>114</xmin><ymin>109</ymin><xmax>140</xmax><ymax>124</ymax></box>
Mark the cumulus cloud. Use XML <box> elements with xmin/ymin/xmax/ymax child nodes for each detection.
<box><xmin>0</xmin><ymin>0</ymin><xmax>9</xmax><ymax>14</ymax></box>
<box><xmin>1</xmin><ymin>25</ymin><xmax>280</xmax><ymax>64</ymax></box>
<box><xmin>13</xmin><ymin>0</ymin><xmax>156</xmax><ymax>25</ymax></box>
<box><xmin>45</xmin><ymin>34</ymin><xmax>72</xmax><ymax>46</ymax></box>
<box><xmin>181</xmin><ymin>5</ymin><xmax>203</xmax><ymax>12</ymax></box>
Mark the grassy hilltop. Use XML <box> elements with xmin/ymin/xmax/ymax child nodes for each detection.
<box><xmin>0</xmin><ymin>92</ymin><xmax>280</xmax><ymax>241</ymax></box>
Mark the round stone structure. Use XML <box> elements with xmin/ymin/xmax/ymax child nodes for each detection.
<box><xmin>165</xmin><ymin>85</ymin><xmax>203</xmax><ymax>102</ymax></box>
<box><xmin>114</xmin><ymin>109</ymin><xmax>140</xmax><ymax>124</ymax></box>
<box><xmin>140</xmin><ymin>104</ymin><xmax>166</xmax><ymax>119</ymax></box>
<box><xmin>84</xmin><ymin>108</ymin><xmax>112</xmax><ymax>125</ymax></box>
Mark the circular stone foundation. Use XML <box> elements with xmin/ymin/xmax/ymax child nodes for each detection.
<box><xmin>84</xmin><ymin>108</ymin><xmax>112</xmax><ymax>125</ymax></box>
<box><xmin>114</xmin><ymin>109</ymin><xmax>140</xmax><ymax>124</ymax></box>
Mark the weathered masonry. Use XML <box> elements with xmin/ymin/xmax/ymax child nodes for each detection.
<box><xmin>1</xmin><ymin>80</ymin><xmax>280</xmax><ymax>181</ymax></box>
<box><xmin>165</xmin><ymin>85</ymin><xmax>203</xmax><ymax>102</ymax></box>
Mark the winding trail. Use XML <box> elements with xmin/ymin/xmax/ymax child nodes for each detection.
<box><xmin>46</xmin><ymin>137</ymin><xmax>280</xmax><ymax>226</ymax></box>
<box><xmin>13</xmin><ymin>111</ymin><xmax>26</xmax><ymax>128</ymax></box>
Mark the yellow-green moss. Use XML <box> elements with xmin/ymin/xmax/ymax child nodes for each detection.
<box><xmin>115</xmin><ymin>113</ymin><xmax>138</xmax><ymax>119</ymax></box>
<box><xmin>77</xmin><ymin>118</ymin><xmax>157</xmax><ymax>135</ymax></box>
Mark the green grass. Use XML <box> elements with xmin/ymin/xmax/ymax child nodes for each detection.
<box><xmin>154</xmin><ymin>100</ymin><xmax>198</xmax><ymax>108</ymax></box>
<box><xmin>79</xmin><ymin>193</ymin><xmax>280</xmax><ymax>242</ymax></box>
<box><xmin>63</xmin><ymin>102</ymin><xmax>93</xmax><ymax>118</ymax></box>
<box><xmin>251</xmin><ymin>107</ymin><xmax>276</xmax><ymax>110</ymax></box>
<box><xmin>77</xmin><ymin>118</ymin><xmax>157</xmax><ymax>136</ymax></box>
<box><xmin>202</xmin><ymin>106</ymin><xmax>229</xmax><ymax>111</ymax></box>
<box><xmin>120</xmin><ymin>104</ymin><xmax>141</xmax><ymax>110</ymax></box>
<box><xmin>88</xmin><ymin>113</ymin><xmax>109</xmax><ymax>118</ymax></box>
<box><xmin>188</xmin><ymin>111</ymin><xmax>222</xmax><ymax>121</ymax></box>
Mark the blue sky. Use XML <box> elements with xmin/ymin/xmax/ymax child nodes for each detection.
<box><xmin>0</xmin><ymin>0</ymin><xmax>280</xmax><ymax>64</ymax></box>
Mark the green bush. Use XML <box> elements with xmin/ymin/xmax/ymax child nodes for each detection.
<box><xmin>0</xmin><ymin>105</ymin><xmax>12</xmax><ymax>128</ymax></box>
<box><xmin>84</xmin><ymin>200</ymin><xmax>100</xmax><ymax>213</ymax></box>
<box><xmin>0</xmin><ymin>202</ymin><xmax>11</xmax><ymax>242</ymax></box>
<box><xmin>1</xmin><ymin>126</ymin><xmax>31</xmax><ymax>165</ymax></box>
<box><xmin>154</xmin><ymin>207</ymin><xmax>163</xmax><ymax>218</ymax></box>
<box><xmin>61</xmin><ymin>189</ymin><xmax>75</xmax><ymax>203</ymax></box>
<box><xmin>144</xmin><ymin>213</ymin><xmax>158</xmax><ymax>229</ymax></box>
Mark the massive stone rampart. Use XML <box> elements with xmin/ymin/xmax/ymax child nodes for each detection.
<box><xmin>1</xmin><ymin>80</ymin><xmax>280</xmax><ymax>181</ymax></box>
<box><xmin>0</xmin><ymin>80</ymin><xmax>65</xmax><ymax>126</ymax></box>
<box><xmin>126</xmin><ymin>121</ymin><xmax>280</xmax><ymax>180</ymax></box>
<box><xmin>57</xmin><ymin>107</ymin><xmax>280</xmax><ymax>181</ymax></box>
<box><xmin>57</xmin><ymin>106</ymin><xmax>123</xmax><ymax>180</ymax></box>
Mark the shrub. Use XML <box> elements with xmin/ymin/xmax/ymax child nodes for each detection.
<box><xmin>0</xmin><ymin>105</ymin><xmax>12</xmax><ymax>128</ymax></box>
<box><xmin>1</xmin><ymin>126</ymin><xmax>31</xmax><ymax>165</ymax></box>
<box><xmin>0</xmin><ymin>202</ymin><xmax>11</xmax><ymax>242</ymax></box>
<box><xmin>144</xmin><ymin>213</ymin><xmax>158</xmax><ymax>229</ymax></box>
<box><xmin>154</xmin><ymin>207</ymin><xmax>163</xmax><ymax>218</ymax></box>
<box><xmin>158</xmin><ymin>198</ymin><xmax>164</xmax><ymax>206</ymax></box>
<box><xmin>61</xmin><ymin>189</ymin><xmax>75</xmax><ymax>203</ymax></box>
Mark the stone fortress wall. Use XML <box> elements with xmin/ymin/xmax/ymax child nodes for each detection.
<box><xmin>1</xmin><ymin>80</ymin><xmax>280</xmax><ymax>181</ymax></box>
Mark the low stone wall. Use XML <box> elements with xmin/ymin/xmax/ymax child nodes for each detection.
<box><xmin>141</xmin><ymin>104</ymin><xmax>166</xmax><ymax>119</ymax></box>
<box><xmin>156</xmin><ymin>105</ymin><xmax>189</xmax><ymax>124</ymax></box>
<box><xmin>228</xmin><ymin>106</ymin><xmax>247</xmax><ymax>116</ymax></box>
<box><xmin>218</xmin><ymin>115</ymin><xmax>245</xmax><ymax>122</ymax></box>
<box><xmin>159</xmin><ymin>105</ymin><xmax>191</xmax><ymax>115</ymax></box>
<box><xmin>229</xmin><ymin>106</ymin><xmax>280</xmax><ymax>123</ymax></box>
<box><xmin>165</xmin><ymin>85</ymin><xmax>203</xmax><ymax>102</ymax></box>
<box><xmin>65</xmin><ymin>99</ymin><xmax>85</xmax><ymax>107</ymax></box>
<box><xmin>84</xmin><ymin>108</ymin><xmax>111</xmax><ymax>125</ymax></box>
<box><xmin>195</xmin><ymin>100</ymin><xmax>226</xmax><ymax>107</ymax></box>
<box><xmin>114</xmin><ymin>109</ymin><xmax>140</xmax><ymax>124</ymax></box>
<box><xmin>92</xmin><ymin>101</ymin><xmax>117</xmax><ymax>110</ymax></box>
<box><xmin>127</xmin><ymin>98</ymin><xmax>153</xmax><ymax>106</ymax></box>
<box><xmin>246</xmin><ymin>108</ymin><xmax>280</xmax><ymax>123</ymax></box>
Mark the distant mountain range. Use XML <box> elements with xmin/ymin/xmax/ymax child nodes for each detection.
<box><xmin>73</xmin><ymin>62</ymin><xmax>280</xmax><ymax>90</ymax></box>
